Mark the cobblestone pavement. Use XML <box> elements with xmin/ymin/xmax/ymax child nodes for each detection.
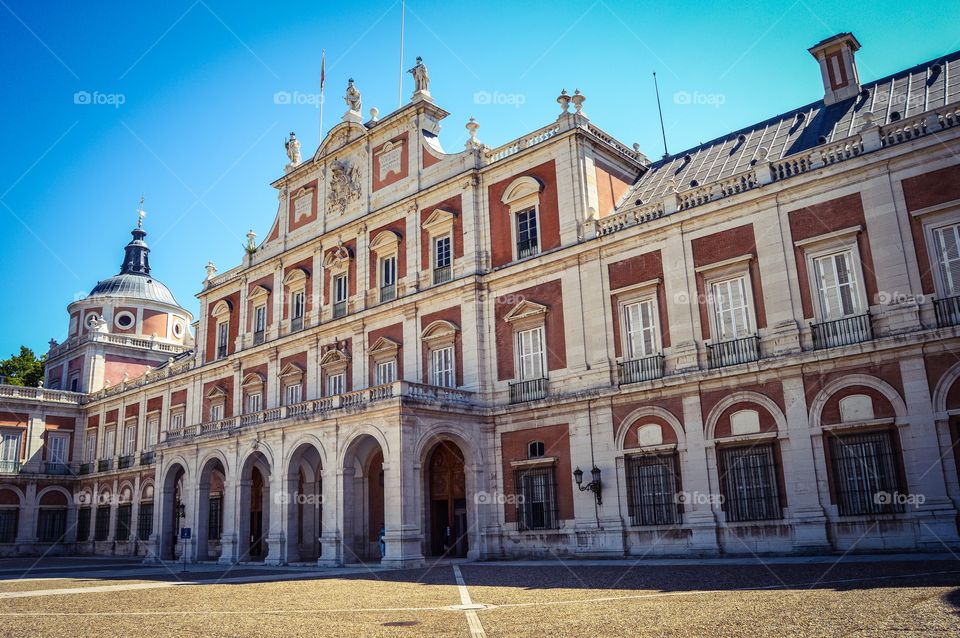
<box><xmin>0</xmin><ymin>555</ymin><xmax>957</xmax><ymax>637</ymax></box>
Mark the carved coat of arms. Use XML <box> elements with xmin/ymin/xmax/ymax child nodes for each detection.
<box><xmin>327</xmin><ymin>159</ymin><xmax>362</xmax><ymax>214</ymax></box>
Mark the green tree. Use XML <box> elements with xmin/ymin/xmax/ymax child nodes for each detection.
<box><xmin>0</xmin><ymin>346</ymin><xmax>45</xmax><ymax>387</ymax></box>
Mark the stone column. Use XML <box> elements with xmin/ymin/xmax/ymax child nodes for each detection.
<box><xmin>217</xmin><ymin>472</ymin><xmax>239</xmax><ymax>565</ymax></box>
<box><xmin>15</xmin><ymin>482</ymin><xmax>37</xmax><ymax>553</ymax></box>
<box><xmin>380</xmin><ymin>417</ymin><xmax>424</xmax><ymax>568</ymax></box>
<box><xmin>681</xmin><ymin>395</ymin><xmax>720</xmax><ymax>554</ymax></box>
<box><xmin>264</xmin><ymin>437</ymin><xmax>288</xmax><ymax>566</ymax></box>
<box><xmin>318</xmin><ymin>466</ymin><xmax>346</xmax><ymax>567</ymax></box>
<box><xmin>662</xmin><ymin>233</ymin><xmax>700</xmax><ymax>373</ymax></box>
<box><xmin>402</xmin><ymin>306</ymin><xmax>418</xmax><ymax>382</ymax></box>
<box><xmin>570</xmin><ymin>405</ymin><xmax>625</xmax><ymax>557</ymax></box>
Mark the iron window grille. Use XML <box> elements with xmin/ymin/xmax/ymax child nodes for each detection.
<box><xmin>718</xmin><ymin>443</ymin><xmax>782</xmax><ymax>522</ymax></box>
<box><xmin>828</xmin><ymin>430</ymin><xmax>903</xmax><ymax>516</ymax></box>
<box><xmin>76</xmin><ymin>507</ymin><xmax>91</xmax><ymax>541</ymax></box>
<box><xmin>934</xmin><ymin>296</ymin><xmax>960</xmax><ymax>328</ymax></box>
<box><xmin>208</xmin><ymin>496</ymin><xmax>223</xmax><ymax>541</ymax></box>
<box><xmin>94</xmin><ymin>506</ymin><xmax>110</xmax><ymax>541</ymax></box>
<box><xmin>516</xmin><ymin>209</ymin><xmax>539</xmax><ymax>259</ymax></box>
<box><xmin>116</xmin><ymin>504</ymin><xmax>132</xmax><ymax>541</ymax></box>
<box><xmin>137</xmin><ymin>503</ymin><xmax>154</xmax><ymax>541</ymax></box>
<box><xmin>514</xmin><ymin>466</ymin><xmax>559</xmax><ymax>531</ymax></box>
<box><xmin>0</xmin><ymin>508</ymin><xmax>18</xmax><ymax>543</ymax></box>
<box><xmin>626</xmin><ymin>453</ymin><xmax>682</xmax><ymax>526</ymax></box>
<box><xmin>37</xmin><ymin>509</ymin><xmax>67</xmax><ymax>543</ymax></box>
<box><xmin>433</xmin><ymin>236</ymin><xmax>452</xmax><ymax>284</ymax></box>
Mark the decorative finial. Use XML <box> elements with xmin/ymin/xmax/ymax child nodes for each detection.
<box><xmin>136</xmin><ymin>195</ymin><xmax>147</xmax><ymax>228</ymax></box>
<box><xmin>205</xmin><ymin>261</ymin><xmax>217</xmax><ymax>280</ymax></box>
<box><xmin>245</xmin><ymin>230</ymin><xmax>257</xmax><ymax>254</ymax></box>
<box><xmin>465</xmin><ymin>117</ymin><xmax>482</xmax><ymax>150</ymax></box>
<box><xmin>557</xmin><ymin>89</ymin><xmax>570</xmax><ymax>113</ymax></box>
<box><xmin>571</xmin><ymin>88</ymin><xmax>585</xmax><ymax>113</ymax></box>
<box><xmin>369</xmin><ymin>107</ymin><xmax>379</xmax><ymax>124</ymax></box>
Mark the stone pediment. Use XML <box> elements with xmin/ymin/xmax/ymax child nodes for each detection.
<box><xmin>503</xmin><ymin>299</ymin><xmax>548</xmax><ymax>323</ymax></box>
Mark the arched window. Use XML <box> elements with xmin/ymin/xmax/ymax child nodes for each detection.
<box><xmin>527</xmin><ymin>441</ymin><xmax>545</xmax><ymax>459</ymax></box>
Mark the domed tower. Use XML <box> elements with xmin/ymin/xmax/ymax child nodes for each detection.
<box><xmin>44</xmin><ymin>213</ymin><xmax>194</xmax><ymax>393</ymax></box>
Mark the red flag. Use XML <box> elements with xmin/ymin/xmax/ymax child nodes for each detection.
<box><xmin>320</xmin><ymin>50</ymin><xmax>325</xmax><ymax>90</ymax></box>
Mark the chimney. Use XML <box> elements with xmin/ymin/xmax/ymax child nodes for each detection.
<box><xmin>808</xmin><ymin>33</ymin><xmax>862</xmax><ymax>106</ymax></box>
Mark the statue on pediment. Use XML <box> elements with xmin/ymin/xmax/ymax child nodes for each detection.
<box><xmin>408</xmin><ymin>56</ymin><xmax>430</xmax><ymax>97</ymax></box>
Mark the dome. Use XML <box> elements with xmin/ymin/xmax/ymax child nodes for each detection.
<box><xmin>87</xmin><ymin>273</ymin><xmax>181</xmax><ymax>306</ymax></box>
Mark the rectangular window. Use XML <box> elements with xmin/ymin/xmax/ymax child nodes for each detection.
<box><xmin>326</xmin><ymin>373</ymin><xmax>345</xmax><ymax>396</ymax></box>
<box><xmin>47</xmin><ymin>433</ymin><xmax>68</xmax><ymax>465</ymax></box>
<box><xmin>815</xmin><ymin>251</ymin><xmax>862</xmax><ymax>320</ymax></box>
<box><xmin>624</xmin><ymin>299</ymin><xmax>658</xmax><ymax>359</ymax></box>
<box><xmin>85</xmin><ymin>431</ymin><xmax>96</xmax><ymax>463</ymax></box>
<box><xmin>208</xmin><ymin>496</ymin><xmax>223</xmax><ymax>541</ymax></box>
<box><xmin>718</xmin><ymin>443</ymin><xmax>781</xmax><ymax>522</ymax></box>
<box><xmin>70</xmin><ymin>374</ymin><xmax>79</xmax><ymax>392</ymax></box>
<box><xmin>37</xmin><ymin>508</ymin><xmax>67</xmax><ymax>543</ymax></box>
<box><xmin>516</xmin><ymin>209</ymin><xmax>539</xmax><ymax>258</ymax></box>
<box><xmin>1</xmin><ymin>432</ymin><xmax>21</xmax><ymax>468</ymax></box>
<box><xmin>934</xmin><ymin>223</ymin><xmax>960</xmax><ymax>296</ymax></box>
<box><xmin>333</xmin><ymin>274</ymin><xmax>348</xmax><ymax>318</ymax></box>
<box><xmin>137</xmin><ymin>503</ymin><xmax>154</xmax><ymax>540</ymax></box>
<box><xmin>516</xmin><ymin>326</ymin><xmax>545</xmax><ymax>381</ymax></box>
<box><xmin>210</xmin><ymin>403</ymin><xmax>224</xmax><ymax>421</ymax></box>
<box><xmin>828</xmin><ymin>430</ymin><xmax>902</xmax><ymax>516</ymax></box>
<box><xmin>216</xmin><ymin>321</ymin><xmax>229</xmax><ymax>358</ymax></box>
<box><xmin>433</xmin><ymin>235</ymin><xmax>452</xmax><ymax>284</ymax></box>
<box><xmin>626</xmin><ymin>453</ymin><xmax>681</xmax><ymax>526</ymax></box>
<box><xmin>253</xmin><ymin>305</ymin><xmax>266</xmax><ymax>344</ymax></box>
<box><xmin>431</xmin><ymin>346</ymin><xmax>456</xmax><ymax>388</ymax></box>
<box><xmin>76</xmin><ymin>507</ymin><xmax>91</xmax><ymax>542</ymax></box>
<box><xmin>122</xmin><ymin>423</ymin><xmax>136</xmax><ymax>456</ymax></box>
<box><xmin>102</xmin><ymin>428</ymin><xmax>116</xmax><ymax>459</ymax></box>
<box><xmin>146</xmin><ymin>417</ymin><xmax>159</xmax><ymax>448</ymax></box>
<box><xmin>170</xmin><ymin>411</ymin><xmax>184</xmax><ymax>432</ymax></box>
<box><xmin>0</xmin><ymin>508</ymin><xmax>18</xmax><ymax>543</ymax></box>
<box><xmin>376</xmin><ymin>359</ymin><xmax>397</xmax><ymax>385</ymax></box>
<box><xmin>380</xmin><ymin>256</ymin><xmax>397</xmax><ymax>302</ymax></box>
<box><xmin>291</xmin><ymin>291</ymin><xmax>305</xmax><ymax>331</ymax></box>
<box><xmin>245</xmin><ymin>393</ymin><xmax>261</xmax><ymax>414</ymax></box>
<box><xmin>515</xmin><ymin>466</ymin><xmax>557</xmax><ymax>530</ymax></box>
<box><xmin>711</xmin><ymin>277</ymin><xmax>751</xmax><ymax>341</ymax></box>
<box><xmin>116</xmin><ymin>504</ymin><xmax>132</xmax><ymax>541</ymax></box>
<box><xmin>94</xmin><ymin>506</ymin><xmax>110</xmax><ymax>541</ymax></box>
<box><xmin>284</xmin><ymin>383</ymin><xmax>302</xmax><ymax>406</ymax></box>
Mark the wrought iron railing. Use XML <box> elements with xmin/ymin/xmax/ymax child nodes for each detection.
<box><xmin>618</xmin><ymin>355</ymin><xmax>665</xmax><ymax>385</ymax></box>
<box><xmin>118</xmin><ymin>455</ymin><xmax>134</xmax><ymax>469</ymax></box>
<box><xmin>139</xmin><ymin>451</ymin><xmax>155</xmax><ymax>466</ymax></box>
<box><xmin>706</xmin><ymin>335</ymin><xmax>761</xmax><ymax>369</ymax></box>
<box><xmin>332</xmin><ymin>301</ymin><xmax>347</xmax><ymax>319</ymax></box>
<box><xmin>433</xmin><ymin>264</ymin><xmax>452</xmax><ymax>285</ymax></box>
<box><xmin>290</xmin><ymin>316</ymin><xmax>304</xmax><ymax>332</ymax></box>
<box><xmin>934</xmin><ymin>295</ymin><xmax>960</xmax><ymax>328</ymax></box>
<box><xmin>509</xmin><ymin>378</ymin><xmax>548</xmax><ymax>404</ymax></box>
<box><xmin>216</xmin><ymin>344</ymin><xmax>227</xmax><ymax>359</ymax></box>
<box><xmin>517</xmin><ymin>238</ymin><xmax>539</xmax><ymax>259</ymax></box>
<box><xmin>97</xmin><ymin>459</ymin><xmax>113</xmax><ymax>473</ymax></box>
<box><xmin>43</xmin><ymin>462</ymin><xmax>69</xmax><ymax>475</ymax></box>
<box><xmin>78</xmin><ymin>462</ymin><xmax>93</xmax><ymax>475</ymax></box>
<box><xmin>0</xmin><ymin>460</ymin><xmax>20</xmax><ymax>474</ymax></box>
<box><xmin>380</xmin><ymin>283</ymin><xmax>396</xmax><ymax>303</ymax></box>
<box><xmin>810</xmin><ymin>313</ymin><xmax>872</xmax><ymax>350</ymax></box>
<box><xmin>253</xmin><ymin>330</ymin><xmax>265</xmax><ymax>346</ymax></box>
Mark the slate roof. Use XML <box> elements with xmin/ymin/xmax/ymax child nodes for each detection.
<box><xmin>620</xmin><ymin>48</ymin><xmax>960</xmax><ymax>208</ymax></box>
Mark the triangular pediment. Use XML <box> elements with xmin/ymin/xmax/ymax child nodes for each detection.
<box><xmin>205</xmin><ymin>385</ymin><xmax>228</xmax><ymax>399</ymax></box>
<box><xmin>319</xmin><ymin>348</ymin><xmax>350</xmax><ymax>367</ymax></box>
<box><xmin>504</xmin><ymin>299</ymin><xmax>548</xmax><ymax>323</ymax></box>
<box><xmin>369</xmin><ymin>336</ymin><xmax>401</xmax><ymax>354</ymax></box>
<box><xmin>279</xmin><ymin>362</ymin><xmax>305</xmax><ymax>379</ymax></box>
<box><xmin>422</xmin><ymin>208</ymin><xmax>456</xmax><ymax>231</ymax></box>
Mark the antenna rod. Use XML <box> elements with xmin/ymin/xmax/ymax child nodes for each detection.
<box><xmin>398</xmin><ymin>0</ymin><xmax>405</xmax><ymax>108</ymax></box>
<box><xmin>319</xmin><ymin>49</ymin><xmax>326</xmax><ymax>144</ymax></box>
<box><xmin>653</xmin><ymin>72</ymin><xmax>669</xmax><ymax>158</ymax></box>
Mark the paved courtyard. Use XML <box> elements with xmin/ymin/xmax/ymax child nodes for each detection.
<box><xmin>0</xmin><ymin>555</ymin><xmax>957</xmax><ymax>637</ymax></box>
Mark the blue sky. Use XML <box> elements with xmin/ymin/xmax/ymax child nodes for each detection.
<box><xmin>1</xmin><ymin>0</ymin><xmax>958</xmax><ymax>360</ymax></box>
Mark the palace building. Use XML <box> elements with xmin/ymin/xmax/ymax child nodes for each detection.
<box><xmin>3</xmin><ymin>33</ymin><xmax>960</xmax><ymax>565</ymax></box>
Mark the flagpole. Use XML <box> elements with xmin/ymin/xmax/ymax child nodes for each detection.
<box><xmin>319</xmin><ymin>49</ymin><xmax>326</xmax><ymax>145</ymax></box>
<box><xmin>398</xmin><ymin>0</ymin><xmax>404</xmax><ymax>108</ymax></box>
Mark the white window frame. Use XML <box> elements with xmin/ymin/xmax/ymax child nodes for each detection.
<box><xmin>122</xmin><ymin>419</ymin><xmax>137</xmax><ymax>456</ymax></box>
<box><xmin>169</xmin><ymin>409</ymin><xmax>185</xmax><ymax>432</ymax></box>
<box><xmin>245</xmin><ymin>392</ymin><xmax>262</xmax><ymax>414</ymax></box>
<box><xmin>516</xmin><ymin>326</ymin><xmax>546</xmax><ymax>381</ymax></box>
<box><xmin>375</xmin><ymin>359</ymin><xmax>397</xmax><ymax>386</ymax></box>
<box><xmin>47</xmin><ymin>432</ymin><xmax>69</xmax><ymax>464</ymax></box>
<box><xmin>431</xmin><ymin>345</ymin><xmax>456</xmax><ymax>388</ymax></box>
<box><xmin>210</xmin><ymin>403</ymin><xmax>224</xmax><ymax>421</ymax></box>
<box><xmin>794</xmin><ymin>226</ymin><xmax>870</xmax><ymax>322</ymax></box>
<box><xmin>811</xmin><ymin>250</ymin><xmax>865</xmax><ymax>321</ymax></box>
<box><xmin>103</xmin><ymin>427</ymin><xmax>116</xmax><ymax>459</ymax></box>
<box><xmin>284</xmin><ymin>383</ymin><xmax>302</xmax><ymax>406</ymax></box>
<box><xmin>145</xmin><ymin>414</ymin><xmax>159</xmax><ymax>448</ymax></box>
<box><xmin>422</xmin><ymin>209</ymin><xmax>457</xmax><ymax>285</ymax></box>
<box><xmin>931</xmin><ymin>220</ymin><xmax>960</xmax><ymax>298</ymax></box>
<box><xmin>333</xmin><ymin>273</ymin><xmax>348</xmax><ymax>304</ymax></box>
<box><xmin>216</xmin><ymin>321</ymin><xmax>229</xmax><ymax>358</ymax></box>
<box><xmin>620</xmin><ymin>294</ymin><xmax>661</xmax><ymax>360</ymax></box>
<box><xmin>501</xmin><ymin>176</ymin><xmax>543</xmax><ymax>263</ymax></box>
<box><xmin>1</xmin><ymin>431</ymin><xmax>21</xmax><ymax>463</ymax></box>
<box><xmin>326</xmin><ymin>372</ymin><xmax>346</xmax><ymax>396</ymax></box>
<box><xmin>253</xmin><ymin>304</ymin><xmax>267</xmax><ymax>337</ymax></box>
<box><xmin>84</xmin><ymin>431</ymin><xmax>96</xmax><ymax>463</ymax></box>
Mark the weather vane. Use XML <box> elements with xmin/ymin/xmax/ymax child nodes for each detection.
<box><xmin>137</xmin><ymin>195</ymin><xmax>147</xmax><ymax>228</ymax></box>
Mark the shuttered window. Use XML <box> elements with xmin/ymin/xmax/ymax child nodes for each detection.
<box><xmin>517</xmin><ymin>327</ymin><xmax>545</xmax><ymax>381</ymax></box>
<box><xmin>711</xmin><ymin>277</ymin><xmax>751</xmax><ymax>340</ymax></box>
<box><xmin>934</xmin><ymin>223</ymin><xmax>960</xmax><ymax>296</ymax></box>
<box><xmin>815</xmin><ymin>251</ymin><xmax>861</xmax><ymax>320</ymax></box>
<box><xmin>624</xmin><ymin>299</ymin><xmax>658</xmax><ymax>359</ymax></box>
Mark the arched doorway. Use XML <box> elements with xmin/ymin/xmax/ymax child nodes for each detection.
<box><xmin>159</xmin><ymin>464</ymin><xmax>187</xmax><ymax>560</ymax></box>
<box><xmin>286</xmin><ymin>443</ymin><xmax>322</xmax><ymax>562</ymax></box>
<box><xmin>341</xmin><ymin>434</ymin><xmax>385</xmax><ymax>563</ymax></box>
<box><xmin>196</xmin><ymin>457</ymin><xmax>226</xmax><ymax>561</ymax></box>
<box><xmin>239</xmin><ymin>451</ymin><xmax>270</xmax><ymax>562</ymax></box>
<box><xmin>426</xmin><ymin>441</ymin><xmax>468</xmax><ymax>557</ymax></box>
<box><xmin>0</xmin><ymin>487</ymin><xmax>21</xmax><ymax>544</ymax></box>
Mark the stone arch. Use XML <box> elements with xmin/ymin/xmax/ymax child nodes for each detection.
<box><xmin>35</xmin><ymin>485</ymin><xmax>72</xmax><ymax>506</ymax></box>
<box><xmin>158</xmin><ymin>460</ymin><xmax>189</xmax><ymax>560</ymax></box>
<box><xmin>0</xmin><ymin>485</ymin><xmax>23</xmax><ymax>544</ymax></box>
<box><xmin>195</xmin><ymin>452</ymin><xmax>228</xmax><ymax>561</ymax></box>
<box><xmin>340</xmin><ymin>430</ymin><xmax>388</xmax><ymax>563</ymax></box>
<box><xmin>808</xmin><ymin>374</ymin><xmax>907</xmax><ymax>429</ymax></box>
<box><xmin>284</xmin><ymin>438</ymin><xmax>325</xmax><ymax>562</ymax></box>
<box><xmin>705</xmin><ymin>391</ymin><xmax>787</xmax><ymax>441</ymax></box>
<box><xmin>338</xmin><ymin>425</ymin><xmax>390</xmax><ymax>471</ymax></box>
<box><xmin>238</xmin><ymin>449</ymin><xmax>272</xmax><ymax>562</ymax></box>
<box><xmin>932</xmin><ymin>361</ymin><xmax>960</xmax><ymax>418</ymax></box>
<box><xmin>615</xmin><ymin>406</ymin><xmax>686</xmax><ymax>451</ymax></box>
<box><xmin>0</xmin><ymin>484</ymin><xmax>25</xmax><ymax>505</ymax></box>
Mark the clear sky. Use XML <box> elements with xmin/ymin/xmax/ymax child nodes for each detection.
<box><xmin>1</xmin><ymin>0</ymin><xmax>958</xmax><ymax>360</ymax></box>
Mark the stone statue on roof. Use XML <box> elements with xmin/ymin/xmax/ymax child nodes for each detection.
<box><xmin>344</xmin><ymin>79</ymin><xmax>362</xmax><ymax>113</ymax></box>
<box><xmin>285</xmin><ymin>132</ymin><xmax>301</xmax><ymax>167</ymax></box>
<box><xmin>408</xmin><ymin>56</ymin><xmax>430</xmax><ymax>97</ymax></box>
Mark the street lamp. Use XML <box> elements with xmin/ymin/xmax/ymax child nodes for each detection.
<box><xmin>573</xmin><ymin>466</ymin><xmax>602</xmax><ymax>505</ymax></box>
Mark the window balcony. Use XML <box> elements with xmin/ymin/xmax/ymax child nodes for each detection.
<box><xmin>78</xmin><ymin>462</ymin><xmax>93</xmax><ymax>475</ymax></box>
<box><xmin>43</xmin><ymin>462</ymin><xmax>69</xmax><ymax>475</ymax></box>
<box><xmin>433</xmin><ymin>264</ymin><xmax>452</xmax><ymax>285</ymax></box>
<box><xmin>216</xmin><ymin>345</ymin><xmax>228</xmax><ymax>359</ymax></box>
<box><xmin>332</xmin><ymin>301</ymin><xmax>347</xmax><ymax>319</ymax></box>
<box><xmin>118</xmin><ymin>455</ymin><xmax>134</xmax><ymax>469</ymax></box>
<box><xmin>0</xmin><ymin>460</ymin><xmax>20</xmax><ymax>474</ymax></box>
<box><xmin>291</xmin><ymin>316</ymin><xmax>304</xmax><ymax>332</ymax></box>
<box><xmin>253</xmin><ymin>330</ymin><xmax>265</xmax><ymax>346</ymax></box>
<box><xmin>517</xmin><ymin>238</ymin><xmax>539</xmax><ymax>260</ymax></box>
<box><xmin>934</xmin><ymin>295</ymin><xmax>960</xmax><ymax>328</ymax></box>
<box><xmin>97</xmin><ymin>459</ymin><xmax>113</xmax><ymax>473</ymax></box>
<box><xmin>618</xmin><ymin>355</ymin><xmax>665</xmax><ymax>385</ymax></box>
<box><xmin>706</xmin><ymin>335</ymin><xmax>761</xmax><ymax>369</ymax></box>
<box><xmin>380</xmin><ymin>283</ymin><xmax>396</xmax><ymax>303</ymax></box>
<box><xmin>139</xmin><ymin>451</ymin><xmax>155</xmax><ymax>466</ymax></box>
<box><xmin>810</xmin><ymin>313</ymin><xmax>872</xmax><ymax>350</ymax></box>
<box><xmin>510</xmin><ymin>377</ymin><xmax>548</xmax><ymax>404</ymax></box>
